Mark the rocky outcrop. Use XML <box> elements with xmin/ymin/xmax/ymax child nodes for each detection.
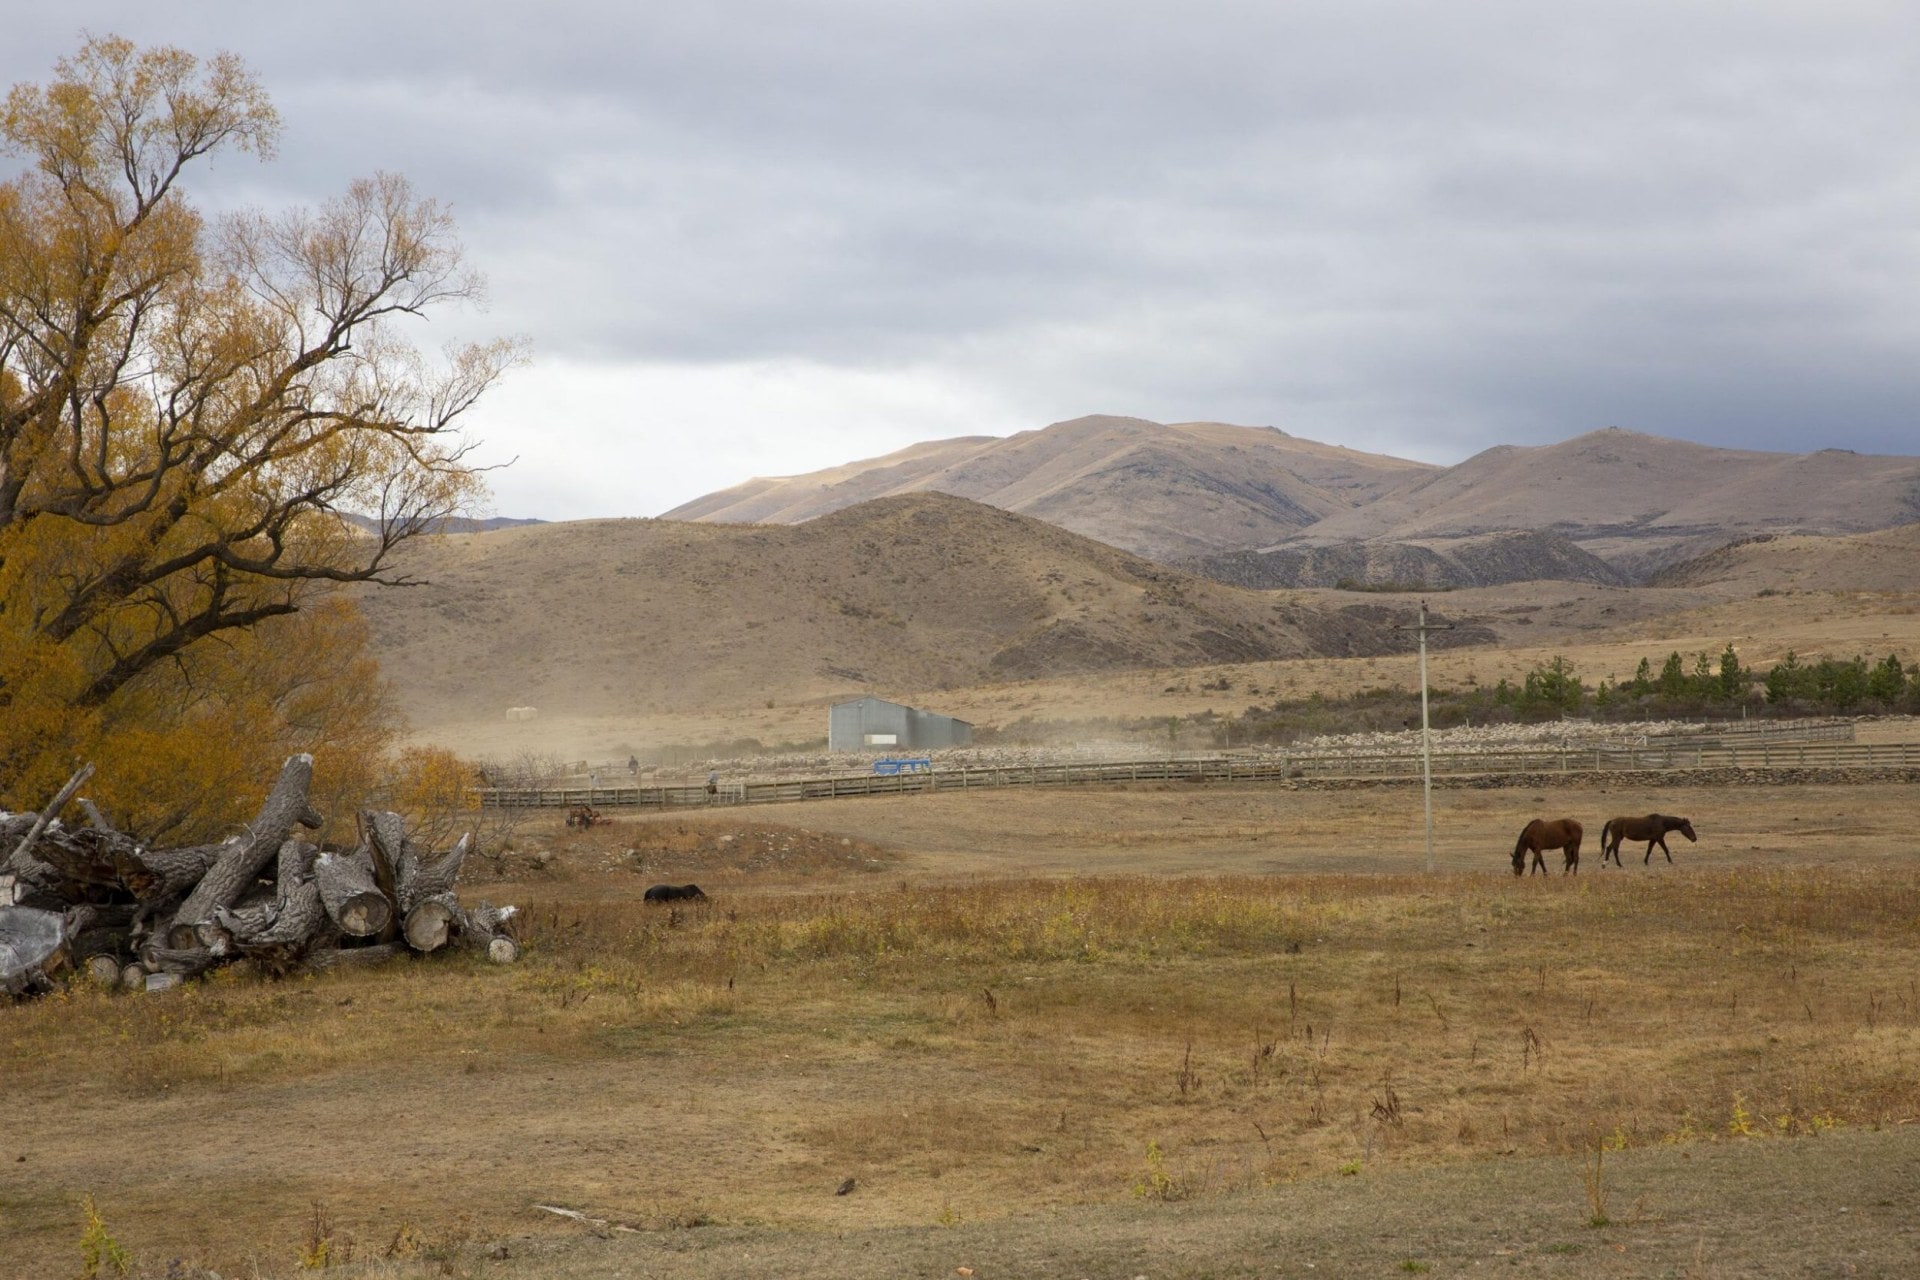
<box><xmin>1186</xmin><ymin>530</ymin><xmax>1629</xmax><ymax>590</ymax></box>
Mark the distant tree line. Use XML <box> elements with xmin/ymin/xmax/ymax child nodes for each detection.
<box><xmin>1218</xmin><ymin>645</ymin><xmax>1920</xmax><ymax>746</ymax></box>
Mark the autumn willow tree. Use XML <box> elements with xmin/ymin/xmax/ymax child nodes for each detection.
<box><xmin>0</xmin><ymin>37</ymin><xmax>521</xmax><ymax>837</ymax></box>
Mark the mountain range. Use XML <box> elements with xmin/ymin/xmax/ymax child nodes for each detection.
<box><xmin>664</xmin><ymin>416</ymin><xmax>1920</xmax><ymax>585</ymax></box>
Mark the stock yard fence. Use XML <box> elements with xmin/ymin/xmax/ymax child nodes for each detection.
<box><xmin>474</xmin><ymin>735</ymin><xmax>1918</xmax><ymax>813</ymax></box>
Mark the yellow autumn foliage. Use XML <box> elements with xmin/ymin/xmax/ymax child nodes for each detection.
<box><xmin>1</xmin><ymin>36</ymin><xmax>522</xmax><ymax>837</ymax></box>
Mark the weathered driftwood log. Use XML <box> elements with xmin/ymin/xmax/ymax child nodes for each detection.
<box><xmin>316</xmin><ymin>848</ymin><xmax>393</xmax><ymax>938</ymax></box>
<box><xmin>170</xmin><ymin>755</ymin><xmax>322</xmax><ymax>944</ymax></box>
<box><xmin>0</xmin><ymin>906</ymin><xmax>68</xmax><ymax>995</ymax></box>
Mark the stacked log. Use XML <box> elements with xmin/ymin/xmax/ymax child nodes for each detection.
<box><xmin>0</xmin><ymin>756</ymin><xmax>517</xmax><ymax>996</ymax></box>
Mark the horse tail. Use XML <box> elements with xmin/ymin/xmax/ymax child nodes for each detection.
<box><xmin>1599</xmin><ymin>818</ymin><xmax>1615</xmax><ymax>848</ymax></box>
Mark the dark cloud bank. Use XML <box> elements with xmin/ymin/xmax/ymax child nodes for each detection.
<box><xmin>8</xmin><ymin>2</ymin><xmax>1917</xmax><ymax>516</ymax></box>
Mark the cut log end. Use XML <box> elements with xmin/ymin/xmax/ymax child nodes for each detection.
<box><xmin>85</xmin><ymin>953</ymin><xmax>123</xmax><ymax>987</ymax></box>
<box><xmin>338</xmin><ymin>898</ymin><xmax>390</xmax><ymax>937</ymax></box>
<box><xmin>487</xmin><ymin>936</ymin><xmax>520</xmax><ymax>964</ymax></box>
<box><xmin>1</xmin><ymin>906</ymin><xmax>69</xmax><ymax>995</ymax></box>
<box><xmin>403</xmin><ymin>896</ymin><xmax>458</xmax><ymax>953</ymax></box>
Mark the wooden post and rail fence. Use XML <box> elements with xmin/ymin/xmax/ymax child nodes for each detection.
<box><xmin>474</xmin><ymin>732</ymin><xmax>1918</xmax><ymax>814</ymax></box>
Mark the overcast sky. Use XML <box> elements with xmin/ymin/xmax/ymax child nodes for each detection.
<box><xmin>8</xmin><ymin>3</ymin><xmax>1919</xmax><ymax>519</ymax></box>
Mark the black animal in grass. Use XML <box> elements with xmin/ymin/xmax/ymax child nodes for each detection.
<box><xmin>1599</xmin><ymin>814</ymin><xmax>1697</xmax><ymax>867</ymax></box>
<box><xmin>643</xmin><ymin>883</ymin><xmax>708</xmax><ymax>904</ymax></box>
<box><xmin>1512</xmin><ymin>817</ymin><xmax>1583</xmax><ymax>876</ymax></box>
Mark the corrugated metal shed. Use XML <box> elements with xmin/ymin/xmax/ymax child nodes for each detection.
<box><xmin>828</xmin><ymin>696</ymin><xmax>973</xmax><ymax>752</ymax></box>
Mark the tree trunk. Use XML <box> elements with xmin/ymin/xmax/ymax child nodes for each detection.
<box><xmin>84</xmin><ymin>953</ymin><xmax>122</xmax><ymax>986</ymax></box>
<box><xmin>400</xmin><ymin>832</ymin><xmax>470</xmax><ymax>912</ymax></box>
<box><xmin>315</xmin><ymin>849</ymin><xmax>393</xmax><ymax>938</ymax></box>
<box><xmin>0</xmin><ymin>906</ymin><xmax>68</xmax><ymax>995</ymax></box>
<box><xmin>170</xmin><ymin>755</ymin><xmax>322</xmax><ymax>939</ymax></box>
<box><xmin>402</xmin><ymin>893</ymin><xmax>460</xmax><ymax>953</ymax></box>
<box><xmin>359</xmin><ymin>810</ymin><xmax>406</xmax><ymax>942</ymax></box>
<box><xmin>139</xmin><ymin>943</ymin><xmax>218</xmax><ymax>979</ymax></box>
<box><xmin>123</xmin><ymin>841</ymin><xmax>228</xmax><ymax>905</ymax></box>
<box><xmin>459</xmin><ymin>901</ymin><xmax>519</xmax><ymax>963</ymax></box>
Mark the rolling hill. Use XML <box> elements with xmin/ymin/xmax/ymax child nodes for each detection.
<box><xmin>1279</xmin><ymin>428</ymin><xmax>1920</xmax><ymax>578</ymax></box>
<box><xmin>662</xmin><ymin>415</ymin><xmax>1435</xmax><ymax>561</ymax></box>
<box><xmin>1649</xmin><ymin>522</ymin><xmax>1920</xmax><ymax>593</ymax></box>
<box><xmin>353</xmin><ymin>492</ymin><xmax>1491</xmax><ymax>737</ymax></box>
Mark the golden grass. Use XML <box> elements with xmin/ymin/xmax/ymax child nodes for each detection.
<box><xmin>6</xmin><ymin>863</ymin><xmax>1918</xmax><ymax>1274</ymax></box>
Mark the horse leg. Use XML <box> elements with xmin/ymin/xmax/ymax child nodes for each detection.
<box><xmin>1656</xmin><ymin>835</ymin><xmax>1673</xmax><ymax>864</ymax></box>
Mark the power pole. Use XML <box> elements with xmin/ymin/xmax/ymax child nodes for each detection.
<box><xmin>1394</xmin><ymin>600</ymin><xmax>1455</xmax><ymax>872</ymax></box>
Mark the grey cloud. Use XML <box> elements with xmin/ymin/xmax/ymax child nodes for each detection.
<box><xmin>8</xmin><ymin>0</ymin><xmax>1920</xmax><ymax>479</ymax></box>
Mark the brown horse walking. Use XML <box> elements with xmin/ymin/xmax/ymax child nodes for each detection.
<box><xmin>1599</xmin><ymin>814</ymin><xmax>1697</xmax><ymax>866</ymax></box>
<box><xmin>1512</xmin><ymin>818</ymin><xmax>1583</xmax><ymax>876</ymax></box>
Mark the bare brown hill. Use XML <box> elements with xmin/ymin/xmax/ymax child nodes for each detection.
<box><xmin>1650</xmin><ymin>521</ymin><xmax>1920</xmax><ymax>593</ymax></box>
<box><xmin>1287</xmin><ymin>427</ymin><xmax>1920</xmax><ymax>578</ymax></box>
<box><xmin>662</xmin><ymin>415</ymin><xmax>1434</xmax><ymax>561</ymax></box>
<box><xmin>354</xmin><ymin>493</ymin><xmax>1492</xmax><ymax>739</ymax></box>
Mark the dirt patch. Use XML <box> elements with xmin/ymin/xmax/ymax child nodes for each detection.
<box><xmin>447</xmin><ymin>1124</ymin><xmax>1920</xmax><ymax>1278</ymax></box>
<box><xmin>530</xmin><ymin>815</ymin><xmax>901</xmax><ymax>882</ymax></box>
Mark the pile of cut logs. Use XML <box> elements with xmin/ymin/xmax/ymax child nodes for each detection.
<box><xmin>0</xmin><ymin>755</ymin><xmax>516</xmax><ymax>996</ymax></box>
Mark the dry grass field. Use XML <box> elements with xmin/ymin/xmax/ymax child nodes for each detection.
<box><xmin>5</xmin><ymin>778</ymin><xmax>1920</xmax><ymax>1278</ymax></box>
<box><xmin>11</xmin><ymin>526</ymin><xmax>1920</xmax><ymax>1277</ymax></box>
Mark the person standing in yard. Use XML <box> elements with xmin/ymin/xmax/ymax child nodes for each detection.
<box><xmin>706</xmin><ymin>770</ymin><xmax>719</xmax><ymax>802</ymax></box>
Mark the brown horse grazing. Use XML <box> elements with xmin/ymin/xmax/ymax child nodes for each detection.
<box><xmin>1512</xmin><ymin>818</ymin><xmax>1583</xmax><ymax>876</ymax></box>
<box><xmin>1599</xmin><ymin>814</ymin><xmax>1697</xmax><ymax>866</ymax></box>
